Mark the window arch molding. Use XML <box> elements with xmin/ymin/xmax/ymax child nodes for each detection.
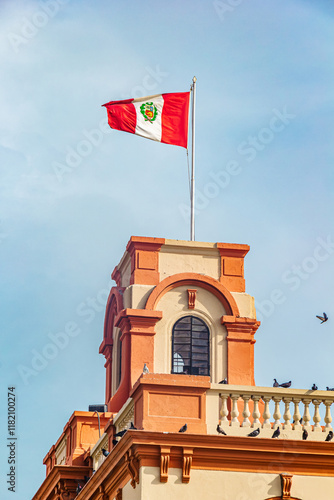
<box><xmin>171</xmin><ymin>315</ymin><xmax>210</xmax><ymax>376</ymax></box>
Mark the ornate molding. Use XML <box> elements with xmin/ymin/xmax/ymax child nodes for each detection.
<box><xmin>160</xmin><ymin>446</ymin><xmax>170</xmax><ymax>483</ymax></box>
<box><xmin>182</xmin><ymin>448</ymin><xmax>193</xmax><ymax>483</ymax></box>
<box><xmin>187</xmin><ymin>289</ymin><xmax>197</xmax><ymax>309</ymax></box>
<box><xmin>115</xmin><ymin>488</ymin><xmax>123</xmax><ymax>500</ymax></box>
<box><xmin>125</xmin><ymin>450</ymin><xmax>139</xmax><ymax>489</ymax></box>
<box><xmin>281</xmin><ymin>473</ymin><xmax>293</xmax><ymax>499</ymax></box>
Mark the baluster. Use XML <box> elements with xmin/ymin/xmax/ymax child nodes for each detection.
<box><xmin>292</xmin><ymin>398</ymin><xmax>302</xmax><ymax>429</ymax></box>
<box><xmin>272</xmin><ymin>397</ymin><xmax>282</xmax><ymax>429</ymax></box>
<box><xmin>220</xmin><ymin>394</ymin><xmax>229</xmax><ymax>424</ymax></box>
<box><xmin>302</xmin><ymin>399</ymin><xmax>312</xmax><ymax>429</ymax></box>
<box><xmin>312</xmin><ymin>399</ymin><xmax>322</xmax><ymax>432</ymax></box>
<box><xmin>252</xmin><ymin>395</ymin><xmax>261</xmax><ymax>428</ymax></box>
<box><xmin>241</xmin><ymin>395</ymin><xmax>251</xmax><ymax>427</ymax></box>
<box><xmin>262</xmin><ymin>396</ymin><xmax>271</xmax><ymax>429</ymax></box>
<box><xmin>230</xmin><ymin>394</ymin><xmax>240</xmax><ymax>427</ymax></box>
<box><xmin>283</xmin><ymin>398</ymin><xmax>292</xmax><ymax>430</ymax></box>
<box><xmin>324</xmin><ymin>400</ymin><xmax>333</xmax><ymax>430</ymax></box>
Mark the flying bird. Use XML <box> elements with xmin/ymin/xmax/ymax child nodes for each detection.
<box><xmin>247</xmin><ymin>428</ymin><xmax>260</xmax><ymax>437</ymax></box>
<box><xmin>326</xmin><ymin>387</ymin><xmax>334</xmax><ymax>391</ymax></box>
<box><xmin>101</xmin><ymin>448</ymin><xmax>109</xmax><ymax>457</ymax></box>
<box><xmin>143</xmin><ymin>363</ymin><xmax>149</xmax><ymax>373</ymax></box>
<box><xmin>179</xmin><ymin>423</ymin><xmax>187</xmax><ymax>433</ymax></box>
<box><xmin>316</xmin><ymin>312</ymin><xmax>328</xmax><ymax>324</ymax></box>
<box><xmin>217</xmin><ymin>424</ymin><xmax>227</xmax><ymax>435</ymax></box>
<box><xmin>219</xmin><ymin>378</ymin><xmax>227</xmax><ymax>384</ymax></box>
<box><xmin>302</xmin><ymin>429</ymin><xmax>308</xmax><ymax>440</ymax></box>
<box><xmin>311</xmin><ymin>384</ymin><xmax>318</xmax><ymax>391</ymax></box>
<box><xmin>272</xmin><ymin>427</ymin><xmax>280</xmax><ymax>438</ymax></box>
<box><xmin>130</xmin><ymin>422</ymin><xmax>137</xmax><ymax>430</ymax></box>
<box><xmin>325</xmin><ymin>431</ymin><xmax>333</xmax><ymax>442</ymax></box>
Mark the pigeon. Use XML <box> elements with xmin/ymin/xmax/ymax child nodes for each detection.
<box><xmin>76</xmin><ymin>483</ymin><xmax>82</xmax><ymax>494</ymax></box>
<box><xmin>272</xmin><ymin>427</ymin><xmax>280</xmax><ymax>438</ymax></box>
<box><xmin>179</xmin><ymin>423</ymin><xmax>187</xmax><ymax>433</ymax></box>
<box><xmin>217</xmin><ymin>424</ymin><xmax>227</xmax><ymax>435</ymax></box>
<box><xmin>115</xmin><ymin>429</ymin><xmax>127</xmax><ymax>438</ymax></box>
<box><xmin>325</xmin><ymin>431</ymin><xmax>333</xmax><ymax>442</ymax></box>
<box><xmin>143</xmin><ymin>363</ymin><xmax>149</xmax><ymax>374</ymax></box>
<box><xmin>273</xmin><ymin>379</ymin><xmax>291</xmax><ymax>388</ymax></box>
<box><xmin>316</xmin><ymin>312</ymin><xmax>328</xmax><ymax>324</ymax></box>
<box><xmin>279</xmin><ymin>381</ymin><xmax>291</xmax><ymax>388</ymax></box>
<box><xmin>112</xmin><ymin>439</ymin><xmax>118</xmax><ymax>446</ymax></box>
<box><xmin>302</xmin><ymin>429</ymin><xmax>308</xmax><ymax>440</ymax></box>
<box><xmin>326</xmin><ymin>387</ymin><xmax>334</xmax><ymax>391</ymax></box>
<box><xmin>312</xmin><ymin>384</ymin><xmax>318</xmax><ymax>391</ymax></box>
<box><xmin>101</xmin><ymin>448</ymin><xmax>109</xmax><ymax>457</ymax></box>
<box><xmin>130</xmin><ymin>422</ymin><xmax>137</xmax><ymax>430</ymax></box>
<box><xmin>247</xmin><ymin>428</ymin><xmax>260</xmax><ymax>437</ymax></box>
<box><xmin>219</xmin><ymin>378</ymin><xmax>228</xmax><ymax>384</ymax></box>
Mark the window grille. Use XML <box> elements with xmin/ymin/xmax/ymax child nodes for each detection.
<box><xmin>172</xmin><ymin>316</ymin><xmax>210</xmax><ymax>376</ymax></box>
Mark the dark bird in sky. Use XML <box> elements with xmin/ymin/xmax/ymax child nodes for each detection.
<box><xmin>272</xmin><ymin>427</ymin><xmax>280</xmax><ymax>438</ymax></box>
<box><xmin>112</xmin><ymin>439</ymin><xmax>118</xmax><ymax>446</ymax></box>
<box><xmin>179</xmin><ymin>423</ymin><xmax>187</xmax><ymax>433</ymax></box>
<box><xmin>316</xmin><ymin>312</ymin><xmax>328</xmax><ymax>324</ymax></box>
<box><xmin>219</xmin><ymin>378</ymin><xmax>227</xmax><ymax>384</ymax></box>
<box><xmin>325</xmin><ymin>431</ymin><xmax>333</xmax><ymax>442</ymax></box>
<box><xmin>326</xmin><ymin>387</ymin><xmax>334</xmax><ymax>391</ymax></box>
<box><xmin>130</xmin><ymin>422</ymin><xmax>137</xmax><ymax>430</ymax></box>
<box><xmin>115</xmin><ymin>429</ymin><xmax>127</xmax><ymax>438</ymax></box>
<box><xmin>247</xmin><ymin>428</ymin><xmax>260</xmax><ymax>437</ymax></box>
<box><xmin>302</xmin><ymin>429</ymin><xmax>308</xmax><ymax>440</ymax></box>
<box><xmin>311</xmin><ymin>384</ymin><xmax>318</xmax><ymax>391</ymax></box>
<box><xmin>217</xmin><ymin>424</ymin><xmax>227</xmax><ymax>435</ymax></box>
<box><xmin>101</xmin><ymin>448</ymin><xmax>109</xmax><ymax>457</ymax></box>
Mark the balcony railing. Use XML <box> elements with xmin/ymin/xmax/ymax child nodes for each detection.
<box><xmin>207</xmin><ymin>384</ymin><xmax>334</xmax><ymax>441</ymax></box>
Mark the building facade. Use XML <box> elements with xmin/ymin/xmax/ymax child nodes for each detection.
<box><xmin>33</xmin><ymin>237</ymin><xmax>334</xmax><ymax>500</ymax></box>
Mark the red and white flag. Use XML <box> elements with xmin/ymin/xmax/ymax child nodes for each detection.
<box><xmin>102</xmin><ymin>92</ymin><xmax>190</xmax><ymax>148</ymax></box>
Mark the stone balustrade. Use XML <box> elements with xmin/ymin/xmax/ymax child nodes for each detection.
<box><xmin>207</xmin><ymin>384</ymin><xmax>334</xmax><ymax>441</ymax></box>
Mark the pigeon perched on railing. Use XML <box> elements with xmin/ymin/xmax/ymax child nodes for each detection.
<box><xmin>247</xmin><ymin>428</ymin><xmax>260</xmax><ymax>437</ymax></box>
<box><xmin>130</xmin><ymin>422</ymin><xmax>137</xmax><ymax>430</ymax></box>
<box><xmin>326</xmin><ymin>387</ymin><xmax>334</xmax><ymax>391</ymax></box>
<box><xmin>143</xmin><ymin>363</ymin><xmax>149</xmax><ymax>373</ymax></box>
<box><xmin>217</xmin><ymin>424</ymin><xmax>227</xmax><ymax>435</ymax></box>
<box><xmin>302</xmin><ymin>429</ymin><xmax>308</xmax><ymax>440</ymax></box>
<box><xmin>219</xmin><ymin>378</ymin><xmax>227</xmax><ymax>384</ymax></box>
<box><xmin>273</xmin><ymin>379</ymin><xmax>291</xmax><ymax>388</ymax></box>
<box><xmin>101</xmin><ymin>448</ymin><xmax>109</xmax><ymax>457</ymax></box>
<box><xmin>316</xmin><ymin>312</ymin><xmax>328</xmax><ymax>324</ymax></box>
<box><xmin>179</xmin><ymin>423</ymin><xmax>187</xmax><ymax>433</ymax></box>
<box><xmin>115</xmin><ymin>428</ymin><xmax>127</xmax><ymax>438</ymax></box>
<box><xmin>311</xmin><ymin>384</ymin><xmax>318</xmax><ymax>391</ymax></box>
<box><xmin>272</xmin><ymin>427</ymin><xmax>280</xmax><ymax>438</ymax></box>
<box><xmin>325</xmin><ymin>431</ymin><xmax>333</xmax><ymax>442</ymax></box>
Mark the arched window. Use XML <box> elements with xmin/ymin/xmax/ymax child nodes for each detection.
<box><xmin>172</xmin><ymin>316</ymin><xmax>210</xmax><ymax>376</ymax></box>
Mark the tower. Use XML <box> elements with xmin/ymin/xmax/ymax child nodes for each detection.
<box><xmin>33</xmin><ymin>236</ymin><xmax>334</xmax><ymax>500</ymax></box>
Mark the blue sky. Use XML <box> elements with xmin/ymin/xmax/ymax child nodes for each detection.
<box><xmin>0</xmin><ymin>0</ymin><xmax>333</xmax><ymax>498</ymax></box>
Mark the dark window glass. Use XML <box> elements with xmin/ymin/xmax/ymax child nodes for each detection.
<box><xmin>172</xmin><ymin>316</ymin><xmax>210</xmax><ymax>376</ymax></box>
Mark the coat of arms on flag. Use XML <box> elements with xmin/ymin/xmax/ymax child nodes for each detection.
<box><xmin>140</xmin><ymin>102</ymin><xmax>157</xmax><ymax>123</ymax></box>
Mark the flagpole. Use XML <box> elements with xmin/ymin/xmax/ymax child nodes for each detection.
<box><xmin>190</xmin><ymin>76</ymin><xmax>196</xmax><ymax>241</ymax></box>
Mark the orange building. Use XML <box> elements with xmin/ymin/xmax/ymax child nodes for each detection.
<box><xmin>33</xmin><ymin>237</ymin><xmax>334</xmax><ymax>500</ymax></box>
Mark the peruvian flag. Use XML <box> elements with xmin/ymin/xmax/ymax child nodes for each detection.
<box><xmin>102</xmin><ymin>92</ymin><xmax>190</xmax><ymax>148</ymax></box>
